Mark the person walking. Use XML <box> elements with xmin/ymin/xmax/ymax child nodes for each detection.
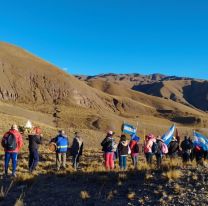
<box><xmin>129</xmin><ymin>134</ymin><xmax>140</xmax><ymax>169</ymax></box>
<box><xmin>1</xmin><ymin>124</ymin><xmax>23</xmax><ymax>177</ymax></box>
<box><xmin>144</xmin><ymin>134</ymin><xmax>156</xmax><ymax>165</ymax></box>
<box><xmin>28</xmin><ymin>127</ymin><xmax>42</xmax><ymax>173</ymax></box>
<box><xmin>51</xmin><ymin>130</ymin><xmax>69</xmax><ymax>171</ymax></box>
<box><xmin>117</xmin><ymin>134</ymin><xmax>129</xmax><ymax>170</ymax></box>
<box><xmin>71</xmin><ymin>132</ymin><xmax>83</xmax><ymax>170</ymax></box>
<box><xmin>101</xmin><ymin>131</ymin><xmax>115</xmax><ymax>171</ymax></box>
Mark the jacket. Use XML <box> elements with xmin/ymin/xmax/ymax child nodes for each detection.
<box><xmin>168</xmin><ymin>140</ymin><xmax>179</xmax><ymax>155</ymax></box>
<box><xmin>156</xmin><ymin>139</ymin><xmax>163</xmax><ymax>154</ymax></box>
<box><xmin>28</xmin><ymin>135</ymin><xmax>42</xmax><ymax>151</ymax></box>
<box><xmin>181</xmin><ymin>139</ymin><xmax>193</xmax><ymax>152</ymax></box>
<box><xmin>101</xmin><ymin>136</ymin><xmax>115</xmax><ymax>153</ymax></box>
<box><xmin>129</xmin><ymin>140</ymin><xmax>139</xmax><ymax>155</ymax></box>
<box><xmin>1</xmin><ymin>129</ymin><xmax>23</xmax><ymax>153</ymax></box>
<box><xmin>118</xmin><ymin>140</ymin><xmax>129</xmax><ymax>156</ymax></box>
<box><xmin>71</xmin><ymin>136</ymin><xmax>83</xmax><ymax>156</ymax></box>
<box><xmin>144</xmin><ymin>137</ymin><xmax>156</xmax><ymax>153</ymax></box>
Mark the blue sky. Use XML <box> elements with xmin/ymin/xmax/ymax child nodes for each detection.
<box><xmin>0</xmin><ymin>0</ymin><xmax>208</xmax><ymax>79</ymax></box>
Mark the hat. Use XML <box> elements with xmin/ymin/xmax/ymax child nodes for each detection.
<box><xmin>146</xmin><ymin>133</ymin><xmax>155</xmax><ymax>139</ymax></box>
<box><xmin>120</xmin><ymin>134</ymin><xmax>126</xmax><ymax>141</ymax></box>
<box><xmin>108</xmin><ymin>131</ymin><xmax>114</xmax><ymax>135</ymax></box>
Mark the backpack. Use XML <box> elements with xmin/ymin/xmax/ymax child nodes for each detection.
<box><xmin>4</xmin><ymin>132</ymin><xmax>17</xmax><ymax>151</ymax></box>
<box><xmin>161</xmin><ymin>142</ymin><xmax>168</xmax><ymax>154</ymax></box>
<box><xmin>106</xmin><ymin>139</ymin><xmax>113</xmax><ymax>152</ymax></box>
<box><xmin>56</xmin><ymin>136</ymin><xmax>68</xmax><ymax>153</ymax></box>
<box><xmin>152</xmin><ymin>142</ymin><xmax>158</xmax><ymax>154</ymax></box>
<box><xmin>134</xmin><ymin>143</ymin><xmax>139</xmax><ymax>153</ymax></box>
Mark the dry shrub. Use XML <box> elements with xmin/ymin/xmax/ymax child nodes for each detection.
<box><xmin>192</xmin><ymin>174</ymin><xmax>198</xmax><ymax>181</ymax></box>
<box><xmin>14</xmin><ymin>199</ymin><xmax>24</xmax><ymax>206</ymax></box>
<box><xmin>80</xmin><ymin>191</ymin><xmax>90</xmax><ymax>200</ymax></box>
<box><xmin>173</xmin><ymin>183</ymin><xmax>183</xmax><ymax>193</ymax></box>
<box><xmin>0</xmin><ymin>180</ymin><xmax>14</xmax><ymax>200</ymax></box>
<box><xmin>107</xmin><ymin>190</ymin><xmax>117</xmax><ymax>201</ymax></box>
<box><xmin>127</xmin><ymin>192</ymin><xmax>136</xmax><ymax>200</ymax></box>
<box><xmin>164</xmin><ymin>169</ymin><xmax>182</xmax><ymax>180</ymax></box>
<box><xmin>15</xmin><ymin>173</ymin><xmax>35</xmax><ymax>184</ymax></box>
<box><xmin>145</xmin><ymin>173</ymin><xmax>153</xmax><ymax>180</ymax></box>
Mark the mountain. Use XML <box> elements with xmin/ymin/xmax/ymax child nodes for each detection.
<box><xmin>1</xmin><ymin>42</ymin><xmax>208</xmax><ymax>142</ymax></box>
<box><xmin>76</xmin><ymin>73</ymin><xmax>208</xmax><ymax>112</ymax></box>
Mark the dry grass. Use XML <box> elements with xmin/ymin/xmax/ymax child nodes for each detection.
<box><xmin>164</xmin><ymin>169</ymin><xmax>182</xmax><ymax>180</ymax></box>
<box><xmin>80</xmin><ymin>191</ymin><xmax>90</xmax><ymax>200</ymax></box>
<box><xmin>127</xmin><ymin>192</ymin><xmax>136</xmax><ymax>200</ymax></box>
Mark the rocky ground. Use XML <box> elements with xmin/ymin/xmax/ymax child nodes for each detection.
<box><xmin>0</xmin><ymin>150</ymin><xmax>208</xmax><ymax>206</ymax></box>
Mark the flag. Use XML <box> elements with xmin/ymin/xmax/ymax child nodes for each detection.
<box><xmin>175</xmin><ymin>128</ymin><xmax>180</xmax><ymax>143</ymax></box>
<box><xmin>131</xmin><ymin>133</ymin><xmax>140</xmax><ymax>142</ymax></box>
<box><xmin>193</xmin><ymin>131</ymin><xmax>208</xmax><ymax>151</ymax></box>
<box><xmin>122</xmin><ymin>123</ymin><xmax>137</xmax><ymax>135</ymax></box>
<box><xmin>161</xmin><ymin>124</ymin><xmax>176</xmax><ymax>145</ymax></box>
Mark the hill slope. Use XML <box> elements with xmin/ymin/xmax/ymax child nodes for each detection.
<box><xmin>1</xmin><ymin>42</ymin><xmax>208</xmax><ymax>136</ymax></box>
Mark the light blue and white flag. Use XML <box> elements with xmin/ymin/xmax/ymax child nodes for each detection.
<box><xmin>161</xmin><ymin>124</ymin><xmax>176</xmax><ymax>145</ymax></box>
<box><xmin>193</xmin><ymin>131</ymin><xmax>208</xmax><ymax>151</ymax></box>
<box><xmin>122</xmin><ymin>123</ymin><xmax>137</xmax><ymax>135</ymax></box>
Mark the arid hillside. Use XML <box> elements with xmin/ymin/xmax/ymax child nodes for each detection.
<box><xmin>76</xmin><ymin>73</ymin><xmax>208</xmax><ymax>112</ymax></box>
<box><xmin>0</xmin><ymin>42</ymin><xmax>208</xmax><ymax>140</ymax></box>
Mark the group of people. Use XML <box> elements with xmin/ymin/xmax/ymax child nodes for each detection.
<box><xmin>101</xmin><ymin>131</ymin><xmax>140</xmax><ymax>170</ymax></box>
<box><xmin>101</xmin><ymin>131</ymin><xmax>208</xmax><ymax>171</ymax></box>
<box><xmin>1</xmin><ymin>124</ymin><xmax>83</xmax><ymax>177</ymax></box>
<box><xmin>1</xmin><ymin>125</ymin><xmax>208</xmax><ymax>177</ymax></box>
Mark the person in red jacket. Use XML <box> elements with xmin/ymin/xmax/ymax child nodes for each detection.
<box><xmin>129</xmin><ymin>134</ymin><xmax>140</xmax><ymax>169</ymax></box>
<box><xmin>1</xmin><ymin>124</ymin><xmax>23</xmax><ymax>177</ymax></box>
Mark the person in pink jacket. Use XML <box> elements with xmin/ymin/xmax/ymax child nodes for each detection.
<box><xmin>144</xmin><ymin>134</ymin><xmax>156</xmax><ymax>165</ymax></box>
<box><xmin>1</xmin><ymin>124</ymin><xmax>23</xmax><ymax>177</ymax></box>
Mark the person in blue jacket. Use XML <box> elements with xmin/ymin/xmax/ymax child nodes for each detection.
<box><xmin>51</xmin><ymin>130</ymin><xmax>69</xmax><ymax>171</ymax></box>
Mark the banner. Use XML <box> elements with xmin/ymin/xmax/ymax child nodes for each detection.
<box><xmin>131</xmin><ymin>133</ymin><xmax>140</xmax><ymax>141</ymax></box>
<box><xmin>193</xmin><ymin>131</ymin><xmax>208</xmax><ymax>151</ymax></box>
<box><xmin>161</xmin><ymin>124</ymin><xmax>176</xmax><ymax>145</ymax></box>
<box><xmin>122</xmin><ymin>123</ymin><xmax>137</xmax><ymax>135</ymax></box>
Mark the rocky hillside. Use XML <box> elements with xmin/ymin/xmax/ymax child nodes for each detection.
<box><xmin>1</xmin><ymin>42</ymin><xmax>208</xmax><ymax>133</ymax></box>
<box><xmin>76</xmin><ymin>73</ymin><xmax>208</xmax><ymax>112</ymax></box>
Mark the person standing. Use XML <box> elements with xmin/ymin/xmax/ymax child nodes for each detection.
<box><xmin>28</xmin><ymin>127</ymin><xmax>42</xmax><ymax>173</ymax></box>
<box><xmin>129</xmin><ymin>134</ymin><xmax>140</xmax><ymax>169</ymax></box>
<box><xmin>181</xmin><ymin>136</ymin><xmax>193</xmax><ymax>165</ymax></box>
<box><xmin>71</xmin><ymin>132</ymin><xmax>83</xmax><ymax>170</ymax></box>
<box><xmin>144</xmin><ymin>134</ymin><xmax>156</xmax><ymax>165</ymax></box>
<box><xmin>101</xmin><ymin>131</ymin><xmax>115</xmax><ymax>171</ymax></box>
<box><xmin>1</xmin><ymin>124</ymin><xmax>23</xmax><ymax>177</ymax></box>
<box><xmin>117</xmin><ymin>134</ymin><xmax>129</xmax><ymax>170</ymax></box>
<box><xmin>155</xmin><ymin>137</ymin><xmax>164</xmax><ymax>169</ymax></box>
<box><xmin>168</xmin><ymin>136</ymin><xmax>179</xmax><ymax>159</ymax></box>
<box><xmin>51</xmin><ymin>130</ymin><xmax>69</xmax><ymax>171</ymax></box>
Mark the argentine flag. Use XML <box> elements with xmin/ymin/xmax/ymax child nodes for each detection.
<box><xmin>193</xmin><ymin>131</ymin><xmax>208</xmax><ymax>151</ymax></box>
<box><xmin>161</xmin><ymin>124</ymin><xmax>176</xmax><ymax>145</ymax></box>
<box><xmin>122</xmin><ymin>123</ymin><xmax>137</xmax><ymax>135</ymax></box>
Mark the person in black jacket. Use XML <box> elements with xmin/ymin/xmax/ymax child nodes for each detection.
<box><xmin>28</xmin><ymin>127</ymin><xmax>42</xmax><ymax>173</ymax></box>
<box><xmin>155</xmin><ymin>137</ymin><xmax>164</xmax><ymax>169</ymax></box>
<box><xmin>71</xmin><ymin>132</ymin><xmax>83</xmax><ymax>170</ymax></box>
<box><xmin>168</xmin><ymin>136</ymin><xmax>179</xmax><ymax>158</ymax></box>
<box><xmin>117</xmin><ymin>135</ymin><xmax>129</xmax><ymax>170</ymax></box>
<box><xmin>180</xmin><ymin>136</ymin><xmax>193</xmax><ymax>164</ymax></box>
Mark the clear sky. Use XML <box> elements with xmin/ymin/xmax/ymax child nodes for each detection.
<box><xmin>0</xmin><ymin>0</ymin><xmax>208</xmax><ymax>79</ymax></box>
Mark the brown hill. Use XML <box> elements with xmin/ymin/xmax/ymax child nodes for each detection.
<box><xmin>76</xmin><ymin>73</ymin><xmax>208</xmax><ymax>112</ymax></box>
<box><xmin>133</xmin><ymin>80</ymin><xmax>208</xmax><ymax>112</ymax></box>
<box><xmin>1</xmin><ymin>42</ymin><xmax>208</xmax><ymax>140</ymax></box>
